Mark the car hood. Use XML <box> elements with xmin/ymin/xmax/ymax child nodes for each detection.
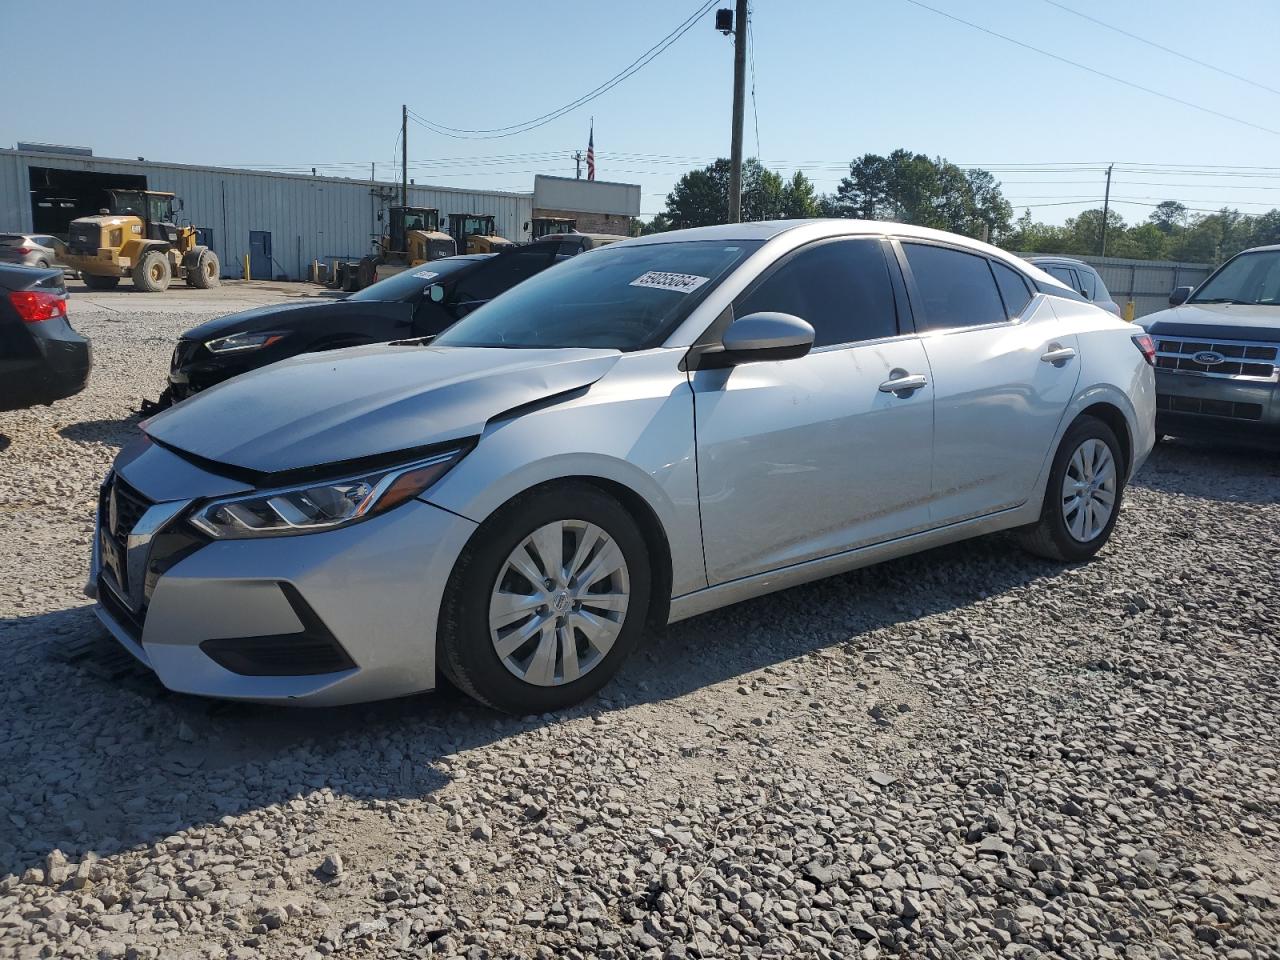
<box><xmin>143</xmin><ymin>344</ymin><xmax>621</xmax><ymax>474</ymax></box>
<box><xmin>1142</xmin><ymin>302</ymin><xmax>1280</xmax><ymax>341</ymax></box>
<box><xmin>181</xmin><ymin>299</ymin><xmax>409</xmax><ymax>341</ymax></box>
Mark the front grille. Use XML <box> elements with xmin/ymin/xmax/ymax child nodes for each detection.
<box><xmin>1154</xmin><ymin>335</ymin><xmax>1279</xmax><ymax>382</ymax></box>
<box><xmin>68</xmin><ymin>223</ymin><xmax>100</xmax><ymax>255</ymax></box>
<box><xmin>1157</xmin><ymin>394</ymin><xmax>1264</xmax><ymax>421</ymax></box>
<box><xmin>97</xmin><ymin>475</ymin><xmax>152</xmax><ymax>599</ymax></box>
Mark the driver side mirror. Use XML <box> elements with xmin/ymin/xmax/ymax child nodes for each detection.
<box><xmin>694</xmin><ymin>312</ymin><xmax>815</xmax><ymax>369</ymax></box>
<box><xmin>1169</xmin><ymin>285</ymin><xmax>1192</xmax><ymax>306</ymax></box>
<box><xmin>428</xmin><ymin>284</ymin><xmax>446</xmax><ymax>303</ymax></box>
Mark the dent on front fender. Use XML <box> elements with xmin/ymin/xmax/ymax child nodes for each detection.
<box><xmin>424</xmin><ymin>352</ymin><xmax>707</xmax><ymax>596</ymax></box>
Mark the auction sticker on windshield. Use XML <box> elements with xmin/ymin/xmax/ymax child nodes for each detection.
<box><xmin>412</xmin><ymin>270</ymin><xmax>439</xmax><ymax>280</ymax></box>
<box><xmin>629</xmin><ymin>271</ymin><xmax>710</xmax><ymax>293</ymax></box>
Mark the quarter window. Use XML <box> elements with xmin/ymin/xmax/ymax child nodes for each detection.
<box><xmin>735</xmin><ymin>238</ymin><xmax>897</xmax><ymax>348</ymax></box>
<box><xmin>991</xmin><ymin>261</ymin><xmax>1033</xmax><ymax>319</ymax></box>
<box><xmin>902</xmin><ymin>243</ymin><xmax>1007</xmax><ymax>331</ymax></box>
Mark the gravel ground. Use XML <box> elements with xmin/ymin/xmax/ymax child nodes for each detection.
<box><xmin>0</xmin><ymin>306</ymin><xmax>1277</xmax><ymax>960</ymax></box>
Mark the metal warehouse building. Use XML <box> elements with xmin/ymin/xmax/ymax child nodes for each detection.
<box><xmin>1</xmin><ymin>145</ymin><xmax>560</xmax><ymax>281</ymax></box>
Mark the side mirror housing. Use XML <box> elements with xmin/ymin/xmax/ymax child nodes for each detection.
<box><xmin>695</xmin><ymin>312</ymin><xmax>814</xmax><ymax>368</ymax></box>
<box><xmin>1169</xmin><ymin>285</ymin><xmax>1193</xmax><ymax>306</ymax></box>
<box><xmin>428</xmin><ymin>284</ymin><xmax>446</xmax><ymax>303</ymax></box>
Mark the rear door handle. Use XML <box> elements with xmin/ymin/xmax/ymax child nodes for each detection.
<box><xmin>1040</xmin><ymin>344</ymin><xmax>1077</xmax><ymax>366</ymax></box>
<box><xmin>878</xmin><ymin>372</ymin><xmax>928</xmax><ymax>396</ymax></box>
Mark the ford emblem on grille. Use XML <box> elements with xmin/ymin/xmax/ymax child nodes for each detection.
<box><xmin>1193</xmin><ymin>350</ymin><xmax>1225</xmax><ymax>365</ymax></box>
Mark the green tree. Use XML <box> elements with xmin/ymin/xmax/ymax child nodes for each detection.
<box><xmin>833</xmin><ymin>149</ymin><xmax>1011</xmax><ymax>241</ymax></box>
<box><xmin>662</xmin><ymin>159</ymin><xmax>812</xmax><ymax>227</ymax></box>
<box><xmin>1148</xmin><ymin>201</ymin><xmax>1188</xmax><ymax>235</ymax></box>
<box><xmin>781</xmin><ymin>171</ymin><xmax>820</xmax><ymax>219</ymax></box>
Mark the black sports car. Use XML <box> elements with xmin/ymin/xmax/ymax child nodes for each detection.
<box><xmin>0</xmin><ymin>263</ymin><xmax>91</xmax><ymax>412</ymax></box>
<box><xmin>164</xmin><ymin>241</ymin><xmax>570</xmax><ymax>403</ymax></box>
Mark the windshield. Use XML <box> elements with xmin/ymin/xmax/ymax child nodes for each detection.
<box><xmin>402</xmin><ymin>210</ymin><xmax>435</xmax><ymax>231</ymax></box>
<box><xmin>434</xmin><ymin>240</ymin><xmax>762</xmax><ymax>351</ymax></box>
<box><xmin>347</xmin><ymin>257</ymin><xmax>487</xmax><ymax>302</ymax></box>
<box><xmin>1191</xmin><ymin>250</ymin><xmax>1280</xmax><ymax>305</ymax></box>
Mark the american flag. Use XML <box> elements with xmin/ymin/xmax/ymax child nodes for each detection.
<box><xmin>586</xmin><ymin>121</ymin><xmax>595</xmax><ymax>181</ymax></box>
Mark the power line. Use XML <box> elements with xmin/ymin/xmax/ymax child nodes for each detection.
<box><xmin>896</xmin><ymin>0</ymin><xmax>1280</xmax><ymax>137</ymax></box>
<box><xmin>407</xmin><ymin>0</ymin><xmax>718</xmax><ymax>140</ymax></box>
<box><xmin>1040</xmin><ymin>0</ymin><xmax>1280</xmax><ymax>98</ymax></box>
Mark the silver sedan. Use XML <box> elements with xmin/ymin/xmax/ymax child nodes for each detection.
<box><xmin>88</xmin><ymin>220</ymin><xmax>1157</xmax><ymax>712</ymax></box>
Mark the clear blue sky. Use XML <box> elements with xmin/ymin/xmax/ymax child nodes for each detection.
<box><xmin>4</xmin><ymin>0</ymin><xmax>1278</xmax><ymax>224</ymax></box>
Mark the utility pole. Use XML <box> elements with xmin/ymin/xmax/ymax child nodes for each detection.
<box><xmin>401</xmin><ymin>104</ymin><xmax>408</xmax><ymax>208</ymax></box>
<box><xmin>727</xmin><ymin>0</ymin><xmax>748</xmax><ymax>223</ymax></box>
<box><xmin>574</xmin><ymin>151</ymin><xmax>583</xmax><ymax>179</ymax></box>
<box><xmin>1099</xmin><ymin>162</ymin><xmax>1113</xmax><ymax>257</ymax></box>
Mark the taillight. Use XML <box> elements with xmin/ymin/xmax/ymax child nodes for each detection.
<box><xmin>14</xmin><ymin>247</ymin><xmax>32</xmax><ymax>255</ymax></box>
<box><xmin>8</xmin><ymin>290</ymin><xmax>68</xmax><ymax>323</ymax></box>
<box><xmin>1132</xmin><ymin>333</ymin><xmax>1156</xmax><ymax>366</ymax></box>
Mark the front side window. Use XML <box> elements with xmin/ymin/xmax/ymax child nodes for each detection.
<box><xmin>347</xmin><ymin>256</ymin><xmax>482</xmax><ymax>302</ymax></box>
<box><xmin>1078</xmin><ymin>268</ymin><xmax>1098</xmax><ymax>299</ymax></box>
<box><xmin>735</xmin><ymin>238</ymin><xmax>897</xmax><ymax>348</ymax></box>
<box><xmin>991</xmin><ymin>260</ymin><xmax>1033</xmax><ymax>319</ymax></box>
<box><xmin>435</xmin><ymin>240</ymin><xmax>761</xmax><ymax>351</ymax></box>
<box><xmin>903</xmin><ymin>243</ymin><xmax>1007</xmax><ymax>331</ymax></box>
<box><xmin>1191</xmin><ymin>250</ymin><xmax>1280</xmax><ymax>305</ymax></box>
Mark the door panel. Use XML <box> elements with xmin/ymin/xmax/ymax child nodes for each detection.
<box><xmin>692</xmin><ymin>339</ymin><xmax>934</xmax><ymax>584</ymax></box>
<box><xmin>248</xmin><ymin>231</ymin><xmax>271</xmax><ymax>280</ymax></box>
<box><xmin>923</xmin><ymin>298</ymin><xmax>1079</xmax><ymax>524</ymax></box>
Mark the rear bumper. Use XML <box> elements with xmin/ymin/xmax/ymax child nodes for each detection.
<box><xmin>0</xmin><ymin>337</ymin><xmax>91</xmax><ymax>411</ymax></box>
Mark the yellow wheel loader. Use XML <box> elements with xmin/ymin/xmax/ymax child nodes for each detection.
<box><xmin>63</xmin><ymin>190</ymin><xmax>218</xmax><ymax>293</ymax></box>
<box><xmin>355</xmin><ymin>206</ymin><xmax>456</xmax><ymax>289</ymax></box>
<box><xmin>447</xmin><ymin>213</ymin><xmax>515</xmax><ymax>255</ymax></box>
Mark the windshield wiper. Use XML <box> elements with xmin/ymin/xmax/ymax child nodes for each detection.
<box><xmin>1190</xmin><ymin>297</ymin><xmax>1256</xmax><ymax>305</ymax></box>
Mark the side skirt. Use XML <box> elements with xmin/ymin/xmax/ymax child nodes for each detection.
<box><xmin>667</xmin><ymin>503</ymin><xmax>1038</xmax><ymax>624</ymax></box>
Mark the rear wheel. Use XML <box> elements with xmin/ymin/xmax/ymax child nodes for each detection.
<box><xmin>189</xmin><ymin>250</ymin><xmax>220</xmax><ymax>289</ymax></box>
<box><xmin>132</xmin><ymin>250</ymin><xmax>171</xmax><ymax>292</ymax></box>
<box><xmin>34</xmin><ymin>259</ymin><xmax>49</xmax><ymax>269</ymax></box>
<box><xmin>81</xmin><ymin>273</ymin><xmax>120</xmax><ymax>291</ymax></box>
<box><xmin>439</xmin><ymin>483</ymin><xmax>651</xmax><ymax>714</ymax></box>
<box><xmin>1017</xmin><ymin>415</ymin><xmax>1125</xmax><ymax>562</ymax></box>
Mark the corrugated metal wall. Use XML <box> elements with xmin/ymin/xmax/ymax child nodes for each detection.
<box><xmin>0</xmin><ymin>150</ymin><xmax>535</xmax><ymax>279</ymax></box>
<box><xmin>1070</xmin><ymin>254</ymin><xmax>1213</xmax><ymax>319</ymax></box>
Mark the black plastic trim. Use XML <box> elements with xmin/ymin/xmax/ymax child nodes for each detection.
<box><xmin>198</xmin><ymin>583</ymin><xmax>357</xmax><ymax>677</ymax></box>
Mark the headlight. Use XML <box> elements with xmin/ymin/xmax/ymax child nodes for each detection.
<box><xmin>188</xmin><ymin>448</ymin><xmax>467</xmax><ymax>539</ymax></box>
<box><xmin>204</xmin><ymin>330</ymin><xmax>289</xmax><ymax>353</ymax></box>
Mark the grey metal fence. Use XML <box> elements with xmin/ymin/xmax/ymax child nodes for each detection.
<box><xmin>1022</xmin><ymin>254</ymin><xmax>1213</xmax><ymax>319</ymax></box>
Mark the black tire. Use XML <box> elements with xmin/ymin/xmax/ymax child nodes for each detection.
<box><xmin>189</xmin><ymin>250</ymin><xmax>220</xmax><ymax>289</ymax></box>
<box><xmin>34</xmin><ymin>259</ymin><xmax>49</xmax><ymax>269</ymax></box>
<box><xmin>81</xmin><ymin>273</ymin><xmax>120</xmax><ymax>291</ymax></box>
<box><xmin>438</xmin><ymin>482</ymin><xmax>652</xmax><ymax>714</ymax></box>
<box><xmin>1017</xmin><ymin>415</ymin><xmax>1125</xmax><ymax>563</ymax></box>
<box><xmin>132</xmin><ymin>250</ymin><xmax>171</xmax><ymax>292</ymax></box>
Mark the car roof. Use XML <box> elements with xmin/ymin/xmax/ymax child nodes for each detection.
<box><xmin>1237</xmin><ymin>243</ymin><xmax>1280</xmax><ymax>254</ymax></box>
<box><xmin>621</xmin><ymin>218</ymin><xmax>1013</xmax><ymax>251</ymax></box>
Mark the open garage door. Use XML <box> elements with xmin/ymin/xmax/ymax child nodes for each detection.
<box><xmin>28</xmin><ymin>167</ymin><xmax>147</xmax><ymax>238</ymax></box>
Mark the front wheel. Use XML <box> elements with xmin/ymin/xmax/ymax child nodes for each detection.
<box><xmin>438</xmin><ymin>483</ymin><xmax>652</xmax><ymax>714</ymax></box>
<box><xmin>189</xmin><ymin>249</ymin><xmax>220</xmax><ymax>289</ymax></box>
<box><xmin>132</xmin><ymin>250</ymin><xmax>171</xmax><ymax>292</ymax></box>
<box><xmin>1018</xmin><ymin>415</ymin><xmax>1125</xmax><ymax>562</ymax></box>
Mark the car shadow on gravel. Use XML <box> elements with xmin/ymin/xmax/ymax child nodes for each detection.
<box><xmin>1132</xmin><ymin>439</ymin><xmax>1280</xmax><ymax>505</ymax></box>
<box><xmin>58</xmin><ymin>415</ymin><xmax>144</xmax><ymax>449</ymax></box>
<box><xmin>0</xmin><ymin>531</ymin><xmax>1058</xmax><ymax>880</ymax></box>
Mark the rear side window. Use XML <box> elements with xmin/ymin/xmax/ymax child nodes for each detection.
<box><xmin>902</xmin><ymin>243</ymin><xmax>1007</xmax><ymax>331</ymax></box>
<box><xmin>735</xmin><ymin>238</ymin><xmax>898</xmax><ymax>348</ymax></box>
<box><xmin>991</xmin><ymin>261</ymin><xmax>1033</xmax><ymax>319</ymax></box>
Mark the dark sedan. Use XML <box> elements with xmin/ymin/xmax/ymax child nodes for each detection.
<box><xmin>165</xmin><ymin>241</ymin><xmax>569</xmax><ymax>402</ymax></box>
<box><xmin>0</xmin><ymin>264</ymin><xmax>91</xmax><ymax>412</ymax></box>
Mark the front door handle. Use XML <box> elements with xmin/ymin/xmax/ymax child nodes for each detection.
<box><xmin>878</xmin><ymin>372</ymin><xmax>928</xmax><ymax>396</ymax></box>
<box><xmin>1041</xmin><ymin>344</ymin><xmax>1077</xmax><ymax>366</ymax></box>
